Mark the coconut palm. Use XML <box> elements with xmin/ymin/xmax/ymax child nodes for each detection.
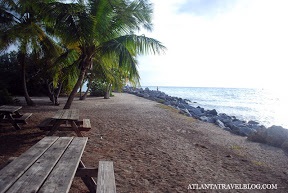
<box><xmin>0</xmin><ymin>0</ymin><xmax>61</xmax><ymax>106</ymax></box>
<box><xmin>43</xmin><ymin>0</ymin><xmax>166</xmax><ymax>109</ymax></box>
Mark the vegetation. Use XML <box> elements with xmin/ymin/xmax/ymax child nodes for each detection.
<box><xmin>0</xmin><ymin>0</ymin><xmax>166</xmax><ymax>108</ymax></box>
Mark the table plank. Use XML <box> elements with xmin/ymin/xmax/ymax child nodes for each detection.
<box><xmin>0</xmin><ymin>106</ymin><xmax>22</xmax><ymax>113</ymax></box>
<box><xmin>0</xmin><ymin>137</ymin><xmax>59</xmax><ymax>193</ymax></box>
<box><xmin>5</xmin><ymin>137</ymin><xmax>73</xmax><ymax>193</ymax></box>
<box><xmin>39</xmin><ymin>137</ymin><xmax>88</xmax><ymax>193</ymax></box>
<box><xmin>52</xmin><ymin>109</ymin><xmax>79</xmax><ymax>121</ymax></box>
<box><xmin>71</xmin><ymin>109</ymin><xmax>79</xmax><ymax>120</ymax></box>
<box><xmin>52</xmin><ymin>110</ymin><xmax>64</xmax><ymax>119</ymax></box>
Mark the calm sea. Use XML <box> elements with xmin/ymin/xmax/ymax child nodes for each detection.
<box><xmin>145</xmin><ymin>86</ymin><xmax>288</xmax><ymax>129</ymax></box>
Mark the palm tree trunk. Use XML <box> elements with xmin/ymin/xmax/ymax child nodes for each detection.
<box><xmin>54</xmin><ymin>82</ymin><xmax>62</xmax><ymax>106</ymax></box>
<box><xmin>80</xmin><ymin>83</ymin><xmax>90</xmax><ymax>100</ymax></box>
<box><xmin>104</xmin><ymin>83</ymin><xmax>112</xmax><ymax>99</ymax></box>
<box><xmin>64</xmin><ymin>67</ymin><xmax>87</xmax><ymax>109</ymax></box>
<box><xmin>19</xmin><ymin>53</ymin><xmax>35</xmax><ymax>106</ymax></box>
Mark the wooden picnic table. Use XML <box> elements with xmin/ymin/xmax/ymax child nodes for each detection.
<box><xmin>0</xmin><ymin>105</ymin><xmax>32</xmax><ymax>130</ymax></box>
<box><xmin>38</xmin><ymin>109</ymin><xmax>91</xmax><ymax>137</ymax></box>
<box><xmin>0</xmin><ymin>137</ymin><xmax>116</xmax><ymax>193</ymax></box>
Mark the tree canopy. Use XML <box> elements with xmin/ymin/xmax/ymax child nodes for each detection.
<box><xmin>0</xmin><ymin>0</ymin><xmax>166</xmax><ymax>107</ymax></box>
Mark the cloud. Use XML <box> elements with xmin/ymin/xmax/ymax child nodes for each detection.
<box><xmin>138</xmin><ymin>0</ymin><xmax>288</xmax><ymax>88</ymax></box>
<box><xmin>177</xmin><ymin>0</ymin><xmax>237</xmax><ymax>17</ymax></box>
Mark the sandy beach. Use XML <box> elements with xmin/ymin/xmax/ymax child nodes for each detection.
<box><xmin>1</xmin><ymin>93</ymin><xmax>288</xmax><ymax>192</ymax></box>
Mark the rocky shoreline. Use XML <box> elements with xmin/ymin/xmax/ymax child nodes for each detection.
<box><xmin>123</xmin><ymin>86</ymin><xmax>288</xmax><ymax>151</ymax></box>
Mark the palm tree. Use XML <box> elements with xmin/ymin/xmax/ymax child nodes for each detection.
<box><xmin>43</xmin><ymin>0</ymin><xmax>166</xmax><ymax>109</ymax></box>
<box><xmin>0</xmin><ymin>0</ymin><xmax>61</xmax><ymax>106</ymax></box>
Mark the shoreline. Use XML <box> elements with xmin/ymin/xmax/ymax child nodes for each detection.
<box><xmin>124</xmin><ymin>86</ymin><xmax>288</xmax><ymax>151</ymax></box>
<box><xmin>1</xmin><ymin>94</ymin><xmax>288</xmax><ymax>192</ymax></box>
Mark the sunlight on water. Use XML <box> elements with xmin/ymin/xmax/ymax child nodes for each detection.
<box><xmin>146</xmin><ymin>86</ymin><xmax>288</xmax><ymax>128</ymax></box>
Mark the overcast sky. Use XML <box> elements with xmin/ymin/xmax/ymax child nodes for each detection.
<box><xmin>138</xmin><ymin>0</ymin><xmax>288</xmax><ymax>89</ymax></box>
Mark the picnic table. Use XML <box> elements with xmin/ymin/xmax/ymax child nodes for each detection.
<box><xmin>0</xmin><ymin>137</ymin><xmax>116</xmax><ymax>193</ymax></box>
<box><xmin>38</xmin><ymin>109</ymin><xmax>91</xmax><ymax>137</ymax></box>
<box><xmin>0</xmin><ymin>105</ymin><xmax>32</xmax><ymax>130</ymax></box>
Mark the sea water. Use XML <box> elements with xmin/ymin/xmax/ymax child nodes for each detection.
<box><xmin>145</xmin><ymin>86</ymin><xmax>288</xmax><ymax>129</ymax></box>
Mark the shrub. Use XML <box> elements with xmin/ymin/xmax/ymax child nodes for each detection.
<box><xmin>0</xmin><ymin>89</ymin><xmax>14</xmax><ymax>105</ymax></box>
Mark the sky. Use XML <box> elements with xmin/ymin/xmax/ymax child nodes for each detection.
<box><xmin>137</xmin><ymin>0</ymin><xmax>288</xmax><ymax>89</ymax></box>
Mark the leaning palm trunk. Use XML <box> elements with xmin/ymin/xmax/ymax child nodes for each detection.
<box><xmin>19</xmin><ymin>53</ymin><xmax>35</xmax><ymax>106</ymax></box>
<box><xmin>104</xmin><ymin>83</ymin><xmax>112</xmax><ymax>99</ymax></box>
<box><xmin>64</xmin><ymin>56</ymin><xmax>92</xmax><ymax>109</ymax></box>
<box><xmin>64</xmin><ymin>68</ymin><xmax>86</xmax><ymax>109</ymax></box>
<box><xmin>80</xmin><ymin>84</ymin><xmax>90</xmax><ymax>100</ymax></box>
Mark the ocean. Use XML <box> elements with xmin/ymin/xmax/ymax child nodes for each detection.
<box><xmin>145</xmin><ymin>86</ymin><xmax>288</xmax><ymax>129</ymax></box>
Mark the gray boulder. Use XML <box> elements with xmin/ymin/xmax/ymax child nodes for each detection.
<box><xmin>215</xmin><ymin>119</ymin><xmax>226</xmax><ymax>129</ymax></box>
<box><xmin>199</xmin><ymin>116</ymin><xmax>215</xmax><ymax>123</ymax></box>
<box><xmin>281</xmin><ymin>139</ymin><xmax>288</xmax><ymax>151</ymax></box>
<box><xmin>265</xmin><ymin>126</ymin><xmax>288</xmax><ymax>147</ymax></box>
<box><xmin>188</xmin><ymin>108</ymin><xmax>203</xmax><ymax>118</ymax></box>
<box><xmin>179</xmin><ymin>109</ymin><xmax>191</xmax><ymax>117</ymax></box>
<box><xmin>247</xmin><ymin>127</ymin><xmax>267</xmax><ymax>143</ymax></box>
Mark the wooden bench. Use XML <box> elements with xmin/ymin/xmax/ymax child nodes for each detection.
<box><xmin>0</xmin><ymin>137</ymin><xmax>117</xmax><ymax>193</ymax></box>
<box><xmin>97</xmin><ymin>161</ymin><xmax>117</xmax><ymax>193</ymax></box>
<box><xmin>77</xmin><ymin>118</ymin><xmax>92</xmax><ymax>131</ymax></box>
<box><xmin>14</xmin><ymin>113</ymin><xmax>32</xmax><ymax>124</ymax></box>
<box><xmin>0</xmin><ymin>106</ymin><xmax>32</xmax><ymax>130</ymax></box>
<box><xmin>38</xmin><ymin>118</ymin><xmax>92</xmax><ymax>131</ymax></box>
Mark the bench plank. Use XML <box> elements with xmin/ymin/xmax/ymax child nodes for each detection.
<box><xmin>39</xmin><ymin>137</ymin><xmax>88</xmax><ymax>193</ymax></box>
<box><xmin>38</xmin><ymin>118</ymin><xmax>54</xmax><ymax>129</ymax></box>
<box><xmin>0</xmin><ymin>137</ymin><xmax>59</xmax><ymax>193</ymax></box>
<box><xmin>78</xmin><ymin>119</ymin><xmax>91</xmax><ymax>131</ymax></box>
<box><xmin>96</xmin><ymin>161</ymin><xmax>116</xmax><ymax>193</ymax></box>
<box><xmin>14</xmin><ymin>113</ymin><xmax>32</xmax><ymax>123</ymax></box>
<box><xmin>5</xmin><ymin>137</ymin><xmax>73</xmax><ymax>193</ymax></box>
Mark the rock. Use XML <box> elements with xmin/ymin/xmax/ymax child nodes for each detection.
<box><xmin>207</xmin><ymin>109</ymin><xmax>218</xmax><ymax>116</ymax></box>
<box><xmin>188</xmin><ymin>107</ymin><xmax>203</xmax><ymax>118</ymax></box>
<box><xmin>248</xmin><ymin>120</ymin><xmax>259</xmax><ymax>125</ymax></box>
<box><xmin>281</xmin><ymin>139</ymin><xmax>288</xmax><ymax>151</ymax></box>
<box><xmin>179</xmin><ymin>109</ymin><xmax>191</xmax><ymax>117</ymax></box>
<box><xmin>217</xmin><ymin>113</ymin><xmax>233</xmax><ymax>124</ymax></box>
<box><xmin>265</xmin><ymin>126</ymin><xmax>288</xmax><ymax>147</ymax></box>
<box><xmin>196</xmin><ymin>106</ymin><xmax>205</xmax><ymax>113</ymax></box>
<box><xmin>247</xmin><ymin>128</ymin><xmax>267</xmax><ymax>143</ymax></box>
<box><xmin>199</xmin><ymin>116</ymin><xmax>214</xmax><ymax>123</ymax></box>
<box><xmin>225</xmin><ymin>121</ymin><xmax>256</xmax><ymax>136</ymax></box>
<box><xmin>178</xmin><ymin>103</ymin><xmax>186</xmax><ymax>109</ymax></box>
<box><xmin>143</xmin><ymin>93</ymin><xmax>150</xmax><ymax>98</ymax></box>
<box><xmin>215</xmin><ymin>119</ymin><xmax>226</xmax><ymax>129</ymax></box>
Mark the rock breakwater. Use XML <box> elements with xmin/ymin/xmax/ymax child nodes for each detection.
<box><xmin>123</xmin><ymin>86</ymin><xmax>288</xmax><ymax>151</ymax></box>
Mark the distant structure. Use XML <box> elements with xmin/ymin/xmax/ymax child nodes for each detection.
<box><xmin>157</xmin><ymin>86</ymin><xmax>159</xmax><ymax>91</ymax></box>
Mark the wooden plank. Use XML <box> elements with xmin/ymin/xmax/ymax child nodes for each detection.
<box><xmin>78</xmin><ymin>119</ymin><xmax>91</xmax><ymax>131</ymax></box>
<box><xmin>14</xmin><ymin>113</ymin><xmax>32</xmax><ymax>123</ymax></box>
<box><xmin>5</xmin><ymin>137</ymin><xmax>73</xmax><ymax>193</ymax></box>
<box><xmin>70</xmin><ymin>109</ymin><xmax>79</xmax><ymax>120</ymax></box>
<box><xmin>0</xmin><ymin>137</ymin><xmax>59</xmax><ymax>193</ymax></box>
<box><xmin>52</xmin><ymin>109</ymin><xmax>79</xmax><ymax>121</ymax></box>
<box><xmin>0</xmin><ymin>106</ymin><xmax>22</xmax><ymax>113</ymax></box>
<box><xmin>83</xmin><ymin>119</ymin><xmax>91</xmax><ymax>128</ymax></box>
<box><xmin>47</xmin><ymin>120</ymin><xmax>64</xmax><ymax>136</ymax></box>
<box><xmin>39</xmin><ymin>137</ymin><xmax>88</xmax><ymax>193</ymax></box>
<box><xmin>71</xmin><ymin>121</ymin><xmax>83</xmax><ymax>137</ymax></box>
<box><xmin>52</xmin><ymin>110</ymin><xmax>64</xmax><ymax>119</ymax></box>
<box><xmin>38</xmin><ymin>118</ymin><xmax>54</xmax><ymax>129</ymax></box>
<box><xmin>96</xmin><ymin>161</ymin><xmax>117</xmax><ymax>193</ymax></box>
